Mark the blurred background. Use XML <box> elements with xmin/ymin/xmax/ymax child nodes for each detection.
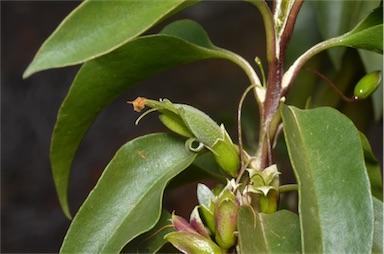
<box><xmin>1</xmin><ymin>1</ymin><xmax>382</xmax><ymax>253</ymax></box>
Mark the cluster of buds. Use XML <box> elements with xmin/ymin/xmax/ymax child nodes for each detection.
<box><xmin>165</xmin><ymin>180</ymin><xmax>240</xmax><ymax>253</ymax></box>
<box><xmin>245</xmin><ymin>164</ymin><xmax>280</xmax><ymax>213</ymax></box>
<box><xmin>129</xmin><ymin>97</ymin><xmax>240</xmax><ymax>177</ymax></box>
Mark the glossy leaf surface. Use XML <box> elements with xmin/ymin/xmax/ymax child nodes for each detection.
<box><xmin>315</xmin><ymin>1</ymin><xmax>381</xmax><ymax>68</ymax></box>
<box><xmin>337</xmin><ymin>6</ymin><xmax>383</xmax><ymax>53</ymax></box>
<box><xmin>122</xmin><ymin>210</ymin><xmax>174</xmax><ymax>253</ymax></box>
<box><xmin>372</xmin><ymin>197</ymin><xmax>383</xmax><ymax>253</ymax></box>
<box><xmin>60</xmin><ymin>133</ymin><xmax>197</xmax><ymax>253</ymax></box>
<box><xmin>23</xmin><ymin>0</ymin><xmax>199</xmax><ymax>78</ymax></box>
<box><xmin>281</xmin><ymin>105</ymin><xmax>374</xmax><ymax>253</ymax></box>
<box><xmin>237</xmin><ymin>206</ymin><xmax>301</xmax><ymax>253</ymax></box>
<box><xmin>360</xmin><ymin>132</ymin><xmax>383</xmax><ymax>201</ymax></box>
<box><xmin>50</xmin><ymin>20</ymin><xmax>237</xmax><ymax>218</ymax></box>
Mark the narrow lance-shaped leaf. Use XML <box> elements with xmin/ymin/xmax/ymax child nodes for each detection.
<box><xmin>237</xmin><ymin>206</ymin><xmax>301</xmax><ymax>253</ymax></box>
<box><xmin>23</xmin><ymin>0</ymin><xmax>200</xmax><ymax>78</ymax></box>
<box><xmin>50</xmin><ymin>19</ymin><xmax>246</xmax><ymax>218</ymax></box>
<box><xmin>60</xmin><ymin>133</ymin><xmax>197</xmax><ymax>253</ymax></box>
<box><xmin>281</xmin><ymin>105</ymin><xmax>374</xmax><ymax>253</ymax></box>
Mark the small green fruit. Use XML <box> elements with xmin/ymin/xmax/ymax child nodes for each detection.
<box><xmin>353</xmin><ymin>71</ymin><xmax>382</xmax><ymax>100</ymax></box>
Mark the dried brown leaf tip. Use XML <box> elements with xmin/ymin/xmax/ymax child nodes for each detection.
<box><xmin>128</xmin><ymin>97</ymin><xmax>147</xmax><ymax>112</ymax></box>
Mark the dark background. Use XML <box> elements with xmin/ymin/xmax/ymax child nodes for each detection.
<box><xmin>1</xmin><ymin>1</ymin><xmax>382</xmax><ymax>253</ymax></box>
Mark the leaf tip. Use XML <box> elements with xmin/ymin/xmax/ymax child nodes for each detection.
<box><xmin>22</xmin><ymin>66</ymin><xmax>34</xmax><ymax>79</ymax></box>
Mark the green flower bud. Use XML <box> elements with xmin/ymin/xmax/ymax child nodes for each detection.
<box><xmin>166</xmin><ymin>212</ymin><xmax>222</xmax><ymax>254</ymax></box>
<box><xmin>247</xmin><ymin>164</ymin><xmax>280</xmax><ymax>213</ymax></box>
<box><xmin>164</xmin><ymin>232</ymin><xmax>222</xmax><ymax>254</ymax></box>
<box><xmin>165</xmin><ymin>232</ymin><xmax>223</xmax><ymax>254</ymax></box>
<box><xmin>212</xmin><ymin>184</ymin><xmax>225</xmax><ymax>196</ymax></box>
<box><xmin>159</xmin><ymin>113</ymin><xmax>194</xmax><ymax>138</ymax></box>
<box><xmin>190</xmin><ymin>206</ymin><xmax>212</xmax><ymax>238</ymax></box>
<box><xmin>259</xmin><ymin>188</ymin><xmax>279</xmax><ymax>214</ymax></box>
<box><xmin>129</xmin><ymin>97</ymin><xmax>240</xmax><ymax>175</ymax></box>
<box><xmin>199</xmin><ymin>205</ymin><xmax>216</xmax><ymax>235</ymax></box>
<box><xmin>214</xmin><ymin>197</ymin><xmax>238</xmax><ymax>249</ymax></box>
<box><xmin>196</xmin><ymin>184</ymin><xmax>217</xmax><ymax>234</ymax></box>
<box><xmin>176</xmin><ymin>104</ymin><xmax>222</xmax><ymax>147</ymax></box>
<box><xmin>212</xmin><ymin>185</ymin><xmax>239</xmax><ymax>250</ymax></box>
<box><xmin>170</xmin><ymin>213</ymin><xmax>197</xmax><ymax>234</ymax></box>
<box><xmin>177</xmin><ymin>106</ymin><xmax>240</xmax><ymax>176</ymax></box>
<box><xmin>353</xmin><ymin>71</ymin><xmax>382</xmax><ymax>100</ymax></box>
<box><xmin>249</xmin><ymin>164</ymin><xmax>280</xmax><ymax>190</ymax></box>
<box><xmin>210</xmin><ymin>139</ymin><xmax>240</xmax><ymax>177</ymax></box>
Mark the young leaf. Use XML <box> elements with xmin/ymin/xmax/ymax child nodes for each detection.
<box><xmin>60</xmin><ymin>133</ymin><xmax>197</xmax><ymax>253</ymax></box>
<box><xmin>50</xmin><ymin>20</ymin><xmax>243</xmax><ymax>219</ymax></box>
<box><xmin>281</xmin><ymin>105</ymin><xmax>374</xmax><ymax>253</ymax></box>
<box><xmin>23</xmin><ymin>0</ymin><xmax>199</xmax><ymax>78</ymax></box>
<box><xmin>237</xmin><ymin>206</ymin><xmax>301</xmax><ymax>253</ymax></box>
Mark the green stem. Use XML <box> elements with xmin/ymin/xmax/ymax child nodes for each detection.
<box><xmin>279</xmin><ymin>184</ymin><xmax>298</xmax><ymax>193</ymax></box>
<box><xmin>217</xmin><ymin>48</ymin><xmax>265</xmax><ymax>106</ymax></box>
<box><xmin>254</xmin><ymin>0</ymin><xmax>303</xmax><ymax>170</ymax></box>
<box><xmin>237</xmin><ymin>84</ymin><xmax>259</xmax><ymax>184</ymax></box>
<box><xmin>245</xmin><ymin>0</ymin><xmax>275</xmax><ymax>64</ymax></box>
<box><xmin>281</xmin><ymin>36</ymin><xmax>342</xmax><ymax>95</ymax></box>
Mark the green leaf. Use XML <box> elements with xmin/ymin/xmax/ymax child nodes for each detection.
<box><xmin>372</xmin><ymin>197</ymin><xmax>383</xmax><ymax>253</ymax></box>
<box><xmin>23</xmin><ymin>0</ymin><xmax>200</xmax><ymax>78</ymax></box>
<box><xmin>50</xmin><ymin>20</ymin><xmax>238</xmax><ymax>218</ymax></box>
<box><xmin>237</xmin><ymin>206</ymin><xmax>301</xmax><ymax>253</ymax></box>
<box><xmin>281</xmin><ymin>105</ymin><xmax>374</xmax><ymax>253</ymax></box>
<box><xmin>315</xmin><ymin>1</ymin><xmax>381</xmax><ymax>68</ymax></box>
<box><xmin>359</xmin><ymin>132</ymin><xmax>383</xmax><ymax>201</ymax></box>
<box><xmin>284</xmin><ymin>4</ymin><xmax>383</xmax><ymax>87</ymax></box>
<box><xmin>60</xmin><ymin>133</ymin><xmax>197</xmax><ymax>253</ymax></box>
<box><xmin>337</xmin><ymin>6</ymin><xmax>383</xmax><ymax>54</ymax></box>
<box><xmin>177</xmin><ymin>104</ymin><xmax>223</xmax><ymax>147</ymax></box>
<box><xmin>122</xmin><ymin>210</ymin><xmax>174</xmax><ymax>253</ymax></box>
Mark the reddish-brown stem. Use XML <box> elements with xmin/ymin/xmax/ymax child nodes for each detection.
<box><xmin>258</xmin><ymin>58</ymin><xmax>283</xmax><ymax>169</ymax></box>
<box><xmin>305</xmin><ymin>68</ymin><xmax>359</xmax><ymax>103</ymax></box>
<box><xmin>256</xmin><ymin>0</ymin><xmax>303</xmax><ymax>170</ymax></box>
